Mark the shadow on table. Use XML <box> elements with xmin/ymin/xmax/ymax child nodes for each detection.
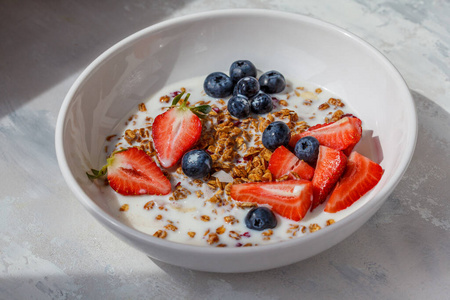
<box><xmin>0</xmin><ymin>0</ymin><xmax>187</xmax><ymax>119</ymax></box>
<box><xmin>151</xmin><ymin>90</ymin><xmax>450</xmax><ymax>299</ymax></box>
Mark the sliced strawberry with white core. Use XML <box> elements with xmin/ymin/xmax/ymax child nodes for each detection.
<box><xmin>268</xmin><ymin>146</ymin><xmax>314</xmax><ymax>180</ymax></box>
<box><xmin>152</xmin><ymin>92</ymin><xmax>210</xmax><ymax>169</ymax></box>
<box><xmin>230</xmin><ymin>180</ymin><xmax>313</xmax><ymax>221</ymax></box>
<box><xmin>311</xmin><ymin>145</ymin><xmax>347</xmax><ymax>211</ymax></box>
<box><xmin>153</xmin><ymin>108</ymin><xmax>202</xmax><ymax>168</ymax></box>
<box><xmin>324</xmin><ymin>151</ymin><xmax>384</xmax><ymax>213</ymax></box>
<box><xmin>289</xmin><ymin>116</ymin><xmax>362</xmax><ymax>155</ymax></box>
<box><xmin>87</xmin><ymin>147</ymin><xmax>172</xmax><ymax>196</ymax></box>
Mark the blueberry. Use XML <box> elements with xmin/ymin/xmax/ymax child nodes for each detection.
<box><xmin>227</xmin><ymin>95</ymin><xmax>250</xmax><ymax>119</ymax></box>
<box><xmin>229</xmin><ymin>60</ymin><xmax>257</xmax><ymax>84</ymax></box>
<box><xmin>259</xmin><ymin>70</ymin><xmax>286</xmax><ymax>94</ymax></box>
<box><xmin>262</xmin><ymin>121</ymin><xmax>291</xmax><ymax>151</ymax></box>
<box><xmin>250</xmin><ymin>91</ymin><xmax>273</xmax><ymax>114</ymax></box>
<box><xmin>233</xmin><ymin>76</ymin><xmax>260</xmax><ymax>98</ymax></box>
<box><xmin>294</xmin><ymin>136</ymin><xmax>320</xmax><ymax>166</ymax></box>
<box><xmin>204</xmin><ymin>72</ymin><xmax>233</xmax><ymax>98</ymax></box>
<box><xmin>181</xmin><ymin>149</ymin><xmax>212</xmax><ymax>179</ymax></box>
<box><xmin>245</xmin><ymin>207</ymin><xmax>277</xmax><ymax>231</ymax></box>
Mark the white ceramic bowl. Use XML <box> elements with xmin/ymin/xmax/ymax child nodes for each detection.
<box><xmin>55</xmin><ymin>9</ymin><xmax>417</xmax><ymax>273</ymax></box>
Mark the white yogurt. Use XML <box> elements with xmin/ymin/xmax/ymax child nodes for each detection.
<box><xmin>99</xmin><ymin>74</ymin><xmax>377</xmax><ymax>247</ymax></box>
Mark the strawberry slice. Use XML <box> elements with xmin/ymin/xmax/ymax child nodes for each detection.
<box><xmin>311</xmin><ymin>145</ymin><xmax>347</xmax><ymax>211</ymax></box>
<box><xmin>324</xmin><ymin>152</ymin><xmax>384</xmax><ymax>213</ymax></box>
<box><xmin>87</xmin><ymin>147</ymin><xmax>171</xmax><ymax>195</ymax></box>
<box><xmin>268</xmin><ymin>146</ymin><xmax>314</xmax><ymax>180</ymax></box>
<box><xmin>289</xmin><ymin>116</ymin><xmax>362</xmax><ymax>155</ymax></box>
<box><xmin>152</xmin><ymin>92</ymin><xmax>210</xmax><ymax>168</ymax></box>
<box><xmin>230</xmin><ymin>180</ymin><xmax>313</xmax><ymax>221</ymax></box>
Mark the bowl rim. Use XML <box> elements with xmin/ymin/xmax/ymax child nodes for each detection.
<box><xmin>55</xmin><ymin>8</ymin><xmax>418</xmax><ymax>256</ymax></box>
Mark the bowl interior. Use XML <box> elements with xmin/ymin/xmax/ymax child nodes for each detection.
<box><xmin>56</xmin><ymin>9</ymin><xmax>416</xmax><ymax>271</ymax></box>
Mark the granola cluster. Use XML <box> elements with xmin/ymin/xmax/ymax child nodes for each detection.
<box><xmin>194</xmin><ymin>100</ymin><xmax>312</xmax><ymax>185</ymax></box>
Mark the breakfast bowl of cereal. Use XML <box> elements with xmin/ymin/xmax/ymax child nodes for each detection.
<box><xmin>55</xmin><ymin>9</ymin><xmax>417</xmax><ymax>272</ymax></box>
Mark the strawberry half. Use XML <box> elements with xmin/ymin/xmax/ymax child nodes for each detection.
<box><xmin>230</xmin><ymin>180</ymin><xmax>313</xmax><ymax>221</ymax></box>
<box><xmin>324</xmin><ymin>151</ymin><xmax>384</xmax><ymax>213</ymax></box>
<box><xmin>152</xmin><ymin>92</ymin><xmax>211</xmax><ymax>168</ymax></box>
<box><xmin>268</xmin><ymin>146</ymin><xmax>314</xmax><ymax>181</ymax></box>
<box><xmin>289</xmin><ymin>116</ymin><xmax>362</xmax><ymax>155</ymax></box>
<box><xmin>87</xmin><ymin>147</ymin><xmax>171</xmax><ymax>195</ymax></box>
<box><xmin>311</xmin><ymin>145</ymin><xmax>347</xmax><ymax>211</ymax></box>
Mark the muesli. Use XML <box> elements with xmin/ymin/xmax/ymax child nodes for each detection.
<box><xmin>88</xmin><ymin>60</ymin><xmax>383</xmax><ymax>247</ymax></box>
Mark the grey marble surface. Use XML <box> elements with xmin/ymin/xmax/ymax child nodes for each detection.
<box><xmin>1</xmin><ymin>0</ymin><xmax>449</xmax><ymax>299</ymax></box>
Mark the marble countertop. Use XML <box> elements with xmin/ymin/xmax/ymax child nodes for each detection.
<box><xmin>1</xmin><ymin>0</ymin><xmax>449</xmax><ymax>299</ymax></box>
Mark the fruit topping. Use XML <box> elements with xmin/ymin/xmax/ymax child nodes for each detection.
<box><xmin>233</xmin><ymin>76</ymin><xmax>260</xmax><ymax>98</ymax></box>
<box><xmin>262</xmin><ymin>121</ymin><xmax>291</xmax><ymax>151</ymax></box>
<box><xmin>152</xmin><ymin>92</ymin><xmax>210</xmax><ymax>169</ymax></box>
<box><xmin>289</xmin><ymin>116</ymin><xmax>362</xmax><ymax>155</ymax></box>
<box><xmin>311</xmin><ymin>145</ymin><xmax>347</xmax><ymax>210</ymax></box>
<box><xmin>268</xmin><ymin>146</ymin><xmax>314</xmax><ymax>181</ymax></box>
<box><xmin>227</xmin><ymin>94</ymin><xmax>251</xmax><ymax>119</ymax></box>
<box><xmin>91</xmin><ymin>60</ymin><xmax>386</xmax><ymax>247</ymax></box>
<box><xmin>230</xmin><ymin>180</ymin><xmax>313</xmax><ymax>221</ymax></box>
<box><xmin>245</xmin><ymin>206</ymin><xmax>278</xmax><ymax>231</ymax></box>
<box><xmin>229</xmin><ymin>60</ymin><xmax>257</xmax><ymax>84</ymax></box>
<box><xmin>181</xmin><ymin>149</ymin><xmax>213</xmax><ymax>179</ymax></box>
<box><xmin>294</xmin><ymin>136</ymin><xmax>320</xmax><ymax>167</ymax></box>
<box><xmin>203</xmin><ymin>71</ymin><xmax>233</xmax><ymax>98</ymax></box>
<box><xmin>87</xmin><ymin>147</ymin><xmax>171</xmax><ymax>196</ymax></box>
<box><xmin>324</xmin><ymin>152</ymin><xmax>384</xmax><ymax>213</ymax></box>
<box><xmin>259</xmin><ymin>70</ymin><xmax>286</xmax><ymax>94</ymax></box>
<box><xmin>250</xmin><ymin>91</ymin><xmax>273</xmax><ymax>114</ymax></box>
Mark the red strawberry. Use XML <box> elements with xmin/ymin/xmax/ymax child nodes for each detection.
<box><xmin>289</xmin><ymin>116</ymin><xmax>362</xmax><ymax>155</ymax></box>
<box><xmin>324</xmin><ymin>151</ymin><xmax>384</xmax><ymax>213</ymax></box>
<box><xmin>87</xmin><ymin>147</ymin><xmax>171</xmax><ymax>195</ymax></box>
<box><xmin>311</xmin><ymin>145</ymin><xmax>347</xmax><ymax>211</ymax></box>
<box><xmin>230</xmin><ymin>180</ymin><xmax>313</xmax><ymax>221</ymax></box>
<box><xmin>268</xmin><ymin>146</ymin><xmax>314</xmax><ymax>181</ymax></box>
<box><xmin>152</xmin><ymin>92</ymin><xmax>210</xmax><ymax>168</ymax></box>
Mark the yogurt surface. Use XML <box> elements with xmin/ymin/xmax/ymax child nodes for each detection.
<box><xmin>98</xmin><ymin>74</ymin><xmax>376</xmax><ymax>247</ymax></box>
